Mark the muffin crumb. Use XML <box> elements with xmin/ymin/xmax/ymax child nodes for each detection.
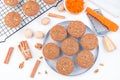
<box><xmin>99</xmin><ymin>63</ymin><xmax>104</xmax><ymax>66</ymax></box>
<box><xmin>39</xmin><ymin>56</ymin><xmax>43</xmax><ymax>59</ymax></box>
<box><xmin>45</xmin><ymin>70</ymin><xmax>48</xmax><ymax>74</ymax></box>
<box><xmin>19</xmin><ymin>61</ymin><xmax>24</xmax><ymax>69</ymax></box>
<box><xmin>35</xmin><ymin>43</ymin><xmax>42</xmax><ymax>50</ymax></box>
<box><xmin>94</xmin><ymin>69</ymin><xmax>99</xmax><ymax>74</ymax></box>
<box><xmin>38</xmin><ymin>72</ymin><xmax>41</xmax><ymax>75</ymax></box>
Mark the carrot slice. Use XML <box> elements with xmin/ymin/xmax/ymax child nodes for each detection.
<box><xmin>86</xmin><ymin>7</ymin><xmax>119</xmax><ymax>32</ymax></box>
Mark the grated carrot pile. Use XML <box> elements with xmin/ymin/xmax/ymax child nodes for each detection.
<box><xmin>66</xmin><ymin>0</ymin><xmax>84</xmax><ymax>14</ymax></box>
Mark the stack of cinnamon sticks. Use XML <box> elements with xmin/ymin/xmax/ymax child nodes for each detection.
<box><xmin>18</xmin><ymin>41</ymin><xmax>32</xmax><ymax>60</ymax></box>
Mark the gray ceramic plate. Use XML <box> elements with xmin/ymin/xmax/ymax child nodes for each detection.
<box><xmin>43</xmin><ymin>21</ymin><xmax>99</xmax><ymax>76</ymax></box>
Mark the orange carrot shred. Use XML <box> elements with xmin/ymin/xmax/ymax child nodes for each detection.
<box><xmin>66</xmin><ymin>0</ymin><xmax>84</xmax><ymax>14</ymax></box>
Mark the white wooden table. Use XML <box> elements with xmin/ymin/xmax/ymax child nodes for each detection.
<box><xmin>0</xmin><ymin>1</ymin><xmax>120</xmax><ymax>80</ymax></box>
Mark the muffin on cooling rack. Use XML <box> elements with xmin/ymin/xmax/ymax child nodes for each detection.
<box><xmin>4</xmin><ymin>12</ymin><xmax>22</xmax><ymax>28</ymax></box>
<box><xmin>68</xmin><ymin>21</ymin><xmax>86</xmax><ymax>38</ymax></box>
<box><xmin>4</xmin><ymin>0</ymin><xmax>19</xmax><ymax>6</ymax></box>
<box><xmin>43</xmin><ymin>0</ymin><xmax>56</xmax><ymax>5</ymax></box>
<box><xmin>61</xmin><ymin>38</ymin><xmax>79</xmax><ymax>56</ymax></box>
<box><xmin>81</xmin><ymin>33</ymin><xmax>98</xmax><ymax>50</ymax></box>
<box><xmin>50</xmin><ymin>25</ymin><xmax>67</xmax><ymax>41</ymax></box>
<box><xmin>76</xmin><ymin>50</ymin><xmax>94</xmax><ymax>68</ymax></box>
<box><xmin>56</xmin><ymin>57</ymin><xmax>74</xmax><ymax>75</ymax></box>
<box><xmin>43</xmin><ymin>43</ymin><xmax>60</xmax><ymax>60</ymax></box>
<box><xmin>22</xmin><ymin>1</ymin><xmax>40</xmax><ymax>16</ymax></box>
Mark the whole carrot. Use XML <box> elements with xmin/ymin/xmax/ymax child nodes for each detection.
<box><xmin>86</xmin><ymin>7</ymin><xmax>119</xmax><ymax>32</ymax></box>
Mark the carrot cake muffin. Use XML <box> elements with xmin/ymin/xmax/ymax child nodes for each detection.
<box><xmin>43</xmin><ymin>0</ymin><xmax>56</xmax><ymax>5</ymax></box>
<box><xmin>4</xmin><ymin>12</ymin><xmax>22</xmax><ymax>28</ymax></box>
<box><xmin>43</xmin><ymin>43</ymin><xmax>60</xmax><ymax>60</ymax></box>
<box><xmin>50</xmin><ymin>25</ymin><xmax>67</xmax><ymax>41</ymax></box>
<box><xmin>76</xmin><ymin>50</ymin><xmax>94</xmax><ymax>68</ymax></box>
<box><xmin>4</xmin><ymin>0</ymin><xmax>19</xmax><ymax>6</ymax></box>
<box><xmin>56</xmin><ymin>57</ymin><xmax>74</xmax><ymax>75</ymax></box>
<box><xmin>61</xmin><ymin>38</ymin><xmax>79</xmax><ymax>56</ymax></box>
<box><xmin>22</xmin><ymin>1</ymin><xmax>40</xmax><ymax>16</ymax></box>
<box><xmin>81</xmin><ymin>34</ymin><xmax>98</xmax><ymax>50</ymax></box>
<box><xmin>68</xmin><ymin>21</ymin><xmax>86</xmax><ymax>38</ymax></box>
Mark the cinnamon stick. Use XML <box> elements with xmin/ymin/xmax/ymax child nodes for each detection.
<box><xmin>48</xmin><ymin>13</ymin><xmax>65</xmax><ymax>19</ymax></box>
<box><xmin>4</xmin><ymin>47</ymin><xmax>14</xmax><ymax>64</ymax></box>
<box><xmin>30</xmin><ymin>60</ymin><xmax>40</xmax><ymax>78</ymax></box>
<box><xmin>94</xmin><ymin>69</ymin><xmax>99</xmax><ymax>74</ymax></box>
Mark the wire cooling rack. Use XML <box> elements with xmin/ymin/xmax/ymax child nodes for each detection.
<box><xmin>0</xmin><ymin>0</ymin><xmax>62</xmax><ymax>43</ymax></box>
